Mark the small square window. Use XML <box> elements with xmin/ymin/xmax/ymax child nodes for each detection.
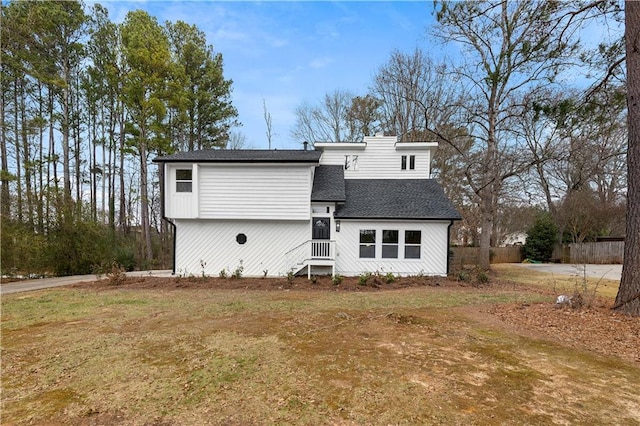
<box><xmin>176</xmin><ymin>168</ymin><xmax>192</xmax><ymax>193</ymax></box>
<box><xmin>176</xmin><ymin>169</ymin><xmax>192</xmax><ymax>180</ymax></box>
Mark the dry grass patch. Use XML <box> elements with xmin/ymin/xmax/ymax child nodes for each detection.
<box><xmin>492</xmin><ymin>263</ymin><xmax>621</xmax><ymax>300</ymax></box>
<box><xmin>2</xmin><ymin>280</ymin><xmax>639</xmax><ymax>425</ymax></box>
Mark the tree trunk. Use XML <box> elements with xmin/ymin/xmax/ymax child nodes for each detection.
<box><xmin>13</xmin><ymin>77</ymin><xmax>22</xmax><ymax>222</ymax></box>
<box><xmin>615</xmin><ymin>0</ymin><xmax>640</xmax><ymax>315</ymax></box>
<box><xmin>0</xmin><ymin>77</ymin><xmax>9</xmax><ymax>220</ymax></box>
<box><xmin>118</xmin><ymin>108</ymin><xmax>127</xmax><ymax>233</ymax></box>
<box><xmin>139</xmin><ymin>136</ymin><xmax>153</xmax><ymax>265</ymax></box>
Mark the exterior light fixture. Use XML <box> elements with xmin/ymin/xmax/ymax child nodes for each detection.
<box><xmin>336</xmin><ymin>220</ymin><xmax>341</xmax><ymax>232</ymax></box>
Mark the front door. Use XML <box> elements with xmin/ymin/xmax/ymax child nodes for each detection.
<box><xmin>312</xmin><ymin>217</ymin><xmax>330</xmax><ymax>240</ymax></box>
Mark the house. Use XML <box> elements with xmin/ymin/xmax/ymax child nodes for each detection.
<box><xmin>153</xmin><ymin>134</ymin><xmax>461</xmax><ymax>278</ymax></box>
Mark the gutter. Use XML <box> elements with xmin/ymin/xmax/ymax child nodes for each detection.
<box><xmin>447</xmin><ymin>220</ymin><xmax>454</xmax><ymax>275</ymax></box>
<box><xmin>158</xmin><ymin>162</ymin><xmax>177</xmax><ymax>275</ymax></box>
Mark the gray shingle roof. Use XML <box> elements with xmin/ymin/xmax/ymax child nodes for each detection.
<box><xmin>335</xmin><ymin>179</ymin><xmax>461</xmax><ymax>220</ymax></box>
<box><xmin>311</xmin><ymin>165</ymin><xmax>346</xmax><ymax>202</ymax></box>
<box><xmin>153</xmin><ymin>149</ymin><xmax>321</xmax><ymax>163</ymax></box>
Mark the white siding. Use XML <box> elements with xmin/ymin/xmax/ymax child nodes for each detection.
<box><xmin>333</xmin><ymin>219</ymin><xmax>451</xmax><ymax>276</ymax></box>
<box><xmin>165</xmin><ymin>164</ymin><xmax>198</xmax><ymax>218</ymax></box>
<box><xmin>198</xmin><ymin>165</ymin><xmax>312</xmax><ymax>220</ymax></box>
<box><xmin>174</xmin><ymin>219</ymin><xmax>310</xmax><ymax>277</ymax></box>
<box><xmin>318</xmin><ymin>136</ymin><xmax>434</xmax><ymax>179</ymax></box>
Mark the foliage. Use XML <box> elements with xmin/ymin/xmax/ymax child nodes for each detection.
<box><xmin>0</xmin><ymin>0</ymin><xmax>237</xmax><ymax>276</ymax></box>
<box><xmin>332</xmin><ymin>274</ymin><xmax>343</xmax><ymax>286</ymax></box>
<box><xmin>523</xmin><ymin>212</ymin><xmax>558</xmax><ymax>262</ymax></box>
<box><xmin>384</xmin><ymin>272</ymin><xmax>396</xmax><ymax>284</ymax></box>
<box><xmin>231</xmin><ymin>261</ymin><xmax>243</xmax><ymax>279</ymax></box>
<box><xmin>475</xmin><ymin>269</ymin><xmax>489</xmax><ymax>285</ymax></box>
<box><xmin>0</xmin><ymin>216</ymin><xmax>139</xmax><ymax>276</ymax></box>
<box><xmin>219</xmin><ymin>269</ymin><xmax>228</xmax><ymax>279</ymax></box>
<box><xmin>358</xmin><ymin>272</ymin><xmax>372</xmax><ymax>286</ymax></box>
<box><xmin>106</xmin><ymin>261</ymin><xmax>127</xmax><ymax>286</ymax></box>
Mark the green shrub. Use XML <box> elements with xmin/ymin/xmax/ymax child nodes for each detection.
<box><xmin>457</xmin><ymin>270</ymin><xmax>470</xmax><ymax>283</ymax></box>
<box><xmin>358</xmin><ymin>272</ymin><xmax>372</xmax><ymax>286</ymax></box>
<box><xmin>384</xmin><ymin>272</ymin><xmax>396</xmax><ymax>284</ymax></box>
<box><xmin>523</xmin><ymin>212</ymin><xmax>558</xmax><ymax>262</ymax></box>
<box><xmin>231</xmin><ymin>261</ymin><xmax>243</xmax><ymax>279</ymax></box>
<box><xmin>332</xmin><ymin>274</ymin><xmax>343</xmax><ymax>286</ymax></box>
<box><xmin>476</xmin><ymin>270</ymin><xmax>489</xmax><ymax>284</ymax></box>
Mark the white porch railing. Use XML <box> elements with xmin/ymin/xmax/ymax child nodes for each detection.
<box><xmin>311</xmin><ymin>240</ymin><xmax>334</xmax><ymax>259</ymax></box>
<box><xmin>284</xmin><ymin>240</ymin><xmax>335</xmax><ymax>275</ymax></box>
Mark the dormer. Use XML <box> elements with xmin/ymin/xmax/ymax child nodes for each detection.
<box><xmin>315</xmin><ymin>134</ymin><xmax>437</xmax><ymax>179</ymax></box>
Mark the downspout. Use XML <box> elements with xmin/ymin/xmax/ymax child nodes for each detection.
<box><xmin>447</xmin><ymin>220</ymin><xmax>454</xmax><ymax>275</ymax></box>
<box><xmin>159</xmin><ymin>162</ymin><xmax>177</xmax><ymax>275</ymax></box>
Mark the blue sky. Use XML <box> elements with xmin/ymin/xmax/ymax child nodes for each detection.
<box><xmin>97</xmin><ymin>1</ymin><xmax>439</xmax><ymax>149</ymax></box>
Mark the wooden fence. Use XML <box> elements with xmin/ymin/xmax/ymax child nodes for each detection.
<box><xmin>449</xmin><ymin>246</ymin><xmax>523</xmax><ymax>269</ymax></box>
<box><xmin>564</xmin><ymin>241</ymin><xmax>625</xmax><ymax>264</ymax></box>
<box><xmin>450</xmin><ymin>242</ymin><xmax>624</xmax><ymax>269</ymax></box>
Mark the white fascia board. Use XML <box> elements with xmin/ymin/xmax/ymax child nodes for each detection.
<box><xmin>315</xmin><ymin>142</ymin><xmax>367</xmax><ymax>150</ymax></box>
<box><xmin>394</xmin><ymin>142</ymin><xmax>439</xmax><ymax>150</ymax></box>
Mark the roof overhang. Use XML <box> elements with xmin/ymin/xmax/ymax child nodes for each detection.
<box><xmin>314</xmin><ymin>142</ymin><xmax>367</xmax><ymax>150</ymax></box>
<box><xmin>394</xmin><ymin>142</ymin><xmax>438</xmax><ymax>150</ymax></box>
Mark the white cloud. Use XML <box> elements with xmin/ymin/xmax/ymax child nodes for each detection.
<box><xmin>309</xmin><ymin>57</ymin><xmax>334</xmax><ymax>69</ymax></box>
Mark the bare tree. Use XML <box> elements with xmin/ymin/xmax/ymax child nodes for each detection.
<box><xmin>263</xmin><ymin>98</ymin><xmax>273</xmax><ymax>149</ymax></box>
<box><xmin>433</xmin><ymin>0</ymin><xmax>605</xmax><ymax>268</ymax></box>
<box><xmin>615</xmin><ymin>0</ymin><xmax>640</xmax><ymax>315</ymax></box>
<box><xmin>226</xmin><ymin>130</ymin><xmax>248</xmax><ymax>150</ymax></box>
<box><xmin>371</xmin><ymin>48</ymin><xmax>459</xmax><ymax>141</ymax></box>
<box><xmin>291</xmin><ymin>90</ymin><xmax>354</xmax><ymax>144</ymax></box>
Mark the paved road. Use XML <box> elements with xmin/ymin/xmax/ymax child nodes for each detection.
<box><xmin>513</xmin><ymin>263</ymin><xmax>622</xmax><ymax>281</ymax></box>
<box><xmin>0</xmin><ymin>270</ymin><xmax>173</xmax><ymax>295</ymax></box>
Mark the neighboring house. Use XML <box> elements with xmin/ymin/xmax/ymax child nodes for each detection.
<box><xmin>153</xmin><ymin>134</ymin><xmax>461</xmax><ymax>278</ymax></box>
<box><xmin>501</xmin><ymin>232</ymin><xmax>527</xmax><ymax>247</ymax></box>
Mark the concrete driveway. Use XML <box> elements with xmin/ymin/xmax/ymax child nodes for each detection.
<box><xmin>513</xmin><ymin>263</ymin><xmax>622</xmax><ymax>281</ymax></box>
<box><xmin>0</xmin><ymin>270</ymin><xmax>173</xmax><ymax>295</ymax></box>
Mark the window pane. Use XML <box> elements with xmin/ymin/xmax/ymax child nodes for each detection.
<box><xmin>383</xmin><ymin>230</ymin><xmax>398</xmax><ymax>243</ymax></box>
<box><xmin>176</xmin><ymin>169</ymin><xmax>192</xmax><ymax>180</ymax></box>
<box><xmin>405</xmin><ymin>231</ymin><xmax>421</xmax><ymax>244</ymax></box>
<box><xmin>401</xmin><ymin>155</ymin><xmax>407</xmax><ymax>170</ymax></box>
<box><xmin>360</xmin><ymin>230</ymin><xmax>376</xmax><ymax>244</ymax></box>
<box><xmin>409</xmin><ymin>155</ymin><xmax>415</xmax><ymax>170</ymax></box>
<box><xmin>405</xmin><ymin>246</ymin><xmax>421</xmax><ymax>259</ymax></box>
<box><xmin>359</xmin><ymin>245</ymin><xmax>375</xmax><ymax>258</ymax></box>
<box><xmin>176</xmin><ymin>181</ymin><xmax>192</xmax><ymax>193</ymax></box>
<box><xmin>382</xmin><ymin>245</ymin><xmax>398</xmax><ymax>258</ymax></box>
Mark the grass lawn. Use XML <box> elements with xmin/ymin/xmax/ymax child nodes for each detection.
<box><xmin>1</xmin><ymin>271</ymin><xmax>639</xmax><ymax>425</ymax></box>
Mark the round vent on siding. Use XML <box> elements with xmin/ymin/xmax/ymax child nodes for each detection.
<box><xmin>236</xmin><ymin>233</ymin><xmax>247</xmax><ymax>245</ymax></box>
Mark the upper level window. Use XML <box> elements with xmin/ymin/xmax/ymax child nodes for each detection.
<box><xmin>401</xmin><ymin>155</ymin><xmax>415</xmax><ymax>170</ymax></box>
<box><xmin>359</xmin><ymin>229</ymin><xmax>376</xmax><ymax>258</ymax></box>
<box><xmin>176</xmin><ymin>169</ymin><xmax>192</xmax><ymax>193</ymax></box>
<box><xmin>345</xmin><ymin>155</ymin><xmax>358</xmax><ymax>171</ymax></box>
<box><xmin>382</xmin><ymin>230</ymin><xmax>399</xmax><ymax>258</ymax></box>
<box><xmin>405</xmin><ymin>230</ymin><xmax>421</xmax><ymax>259</ymax></box>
